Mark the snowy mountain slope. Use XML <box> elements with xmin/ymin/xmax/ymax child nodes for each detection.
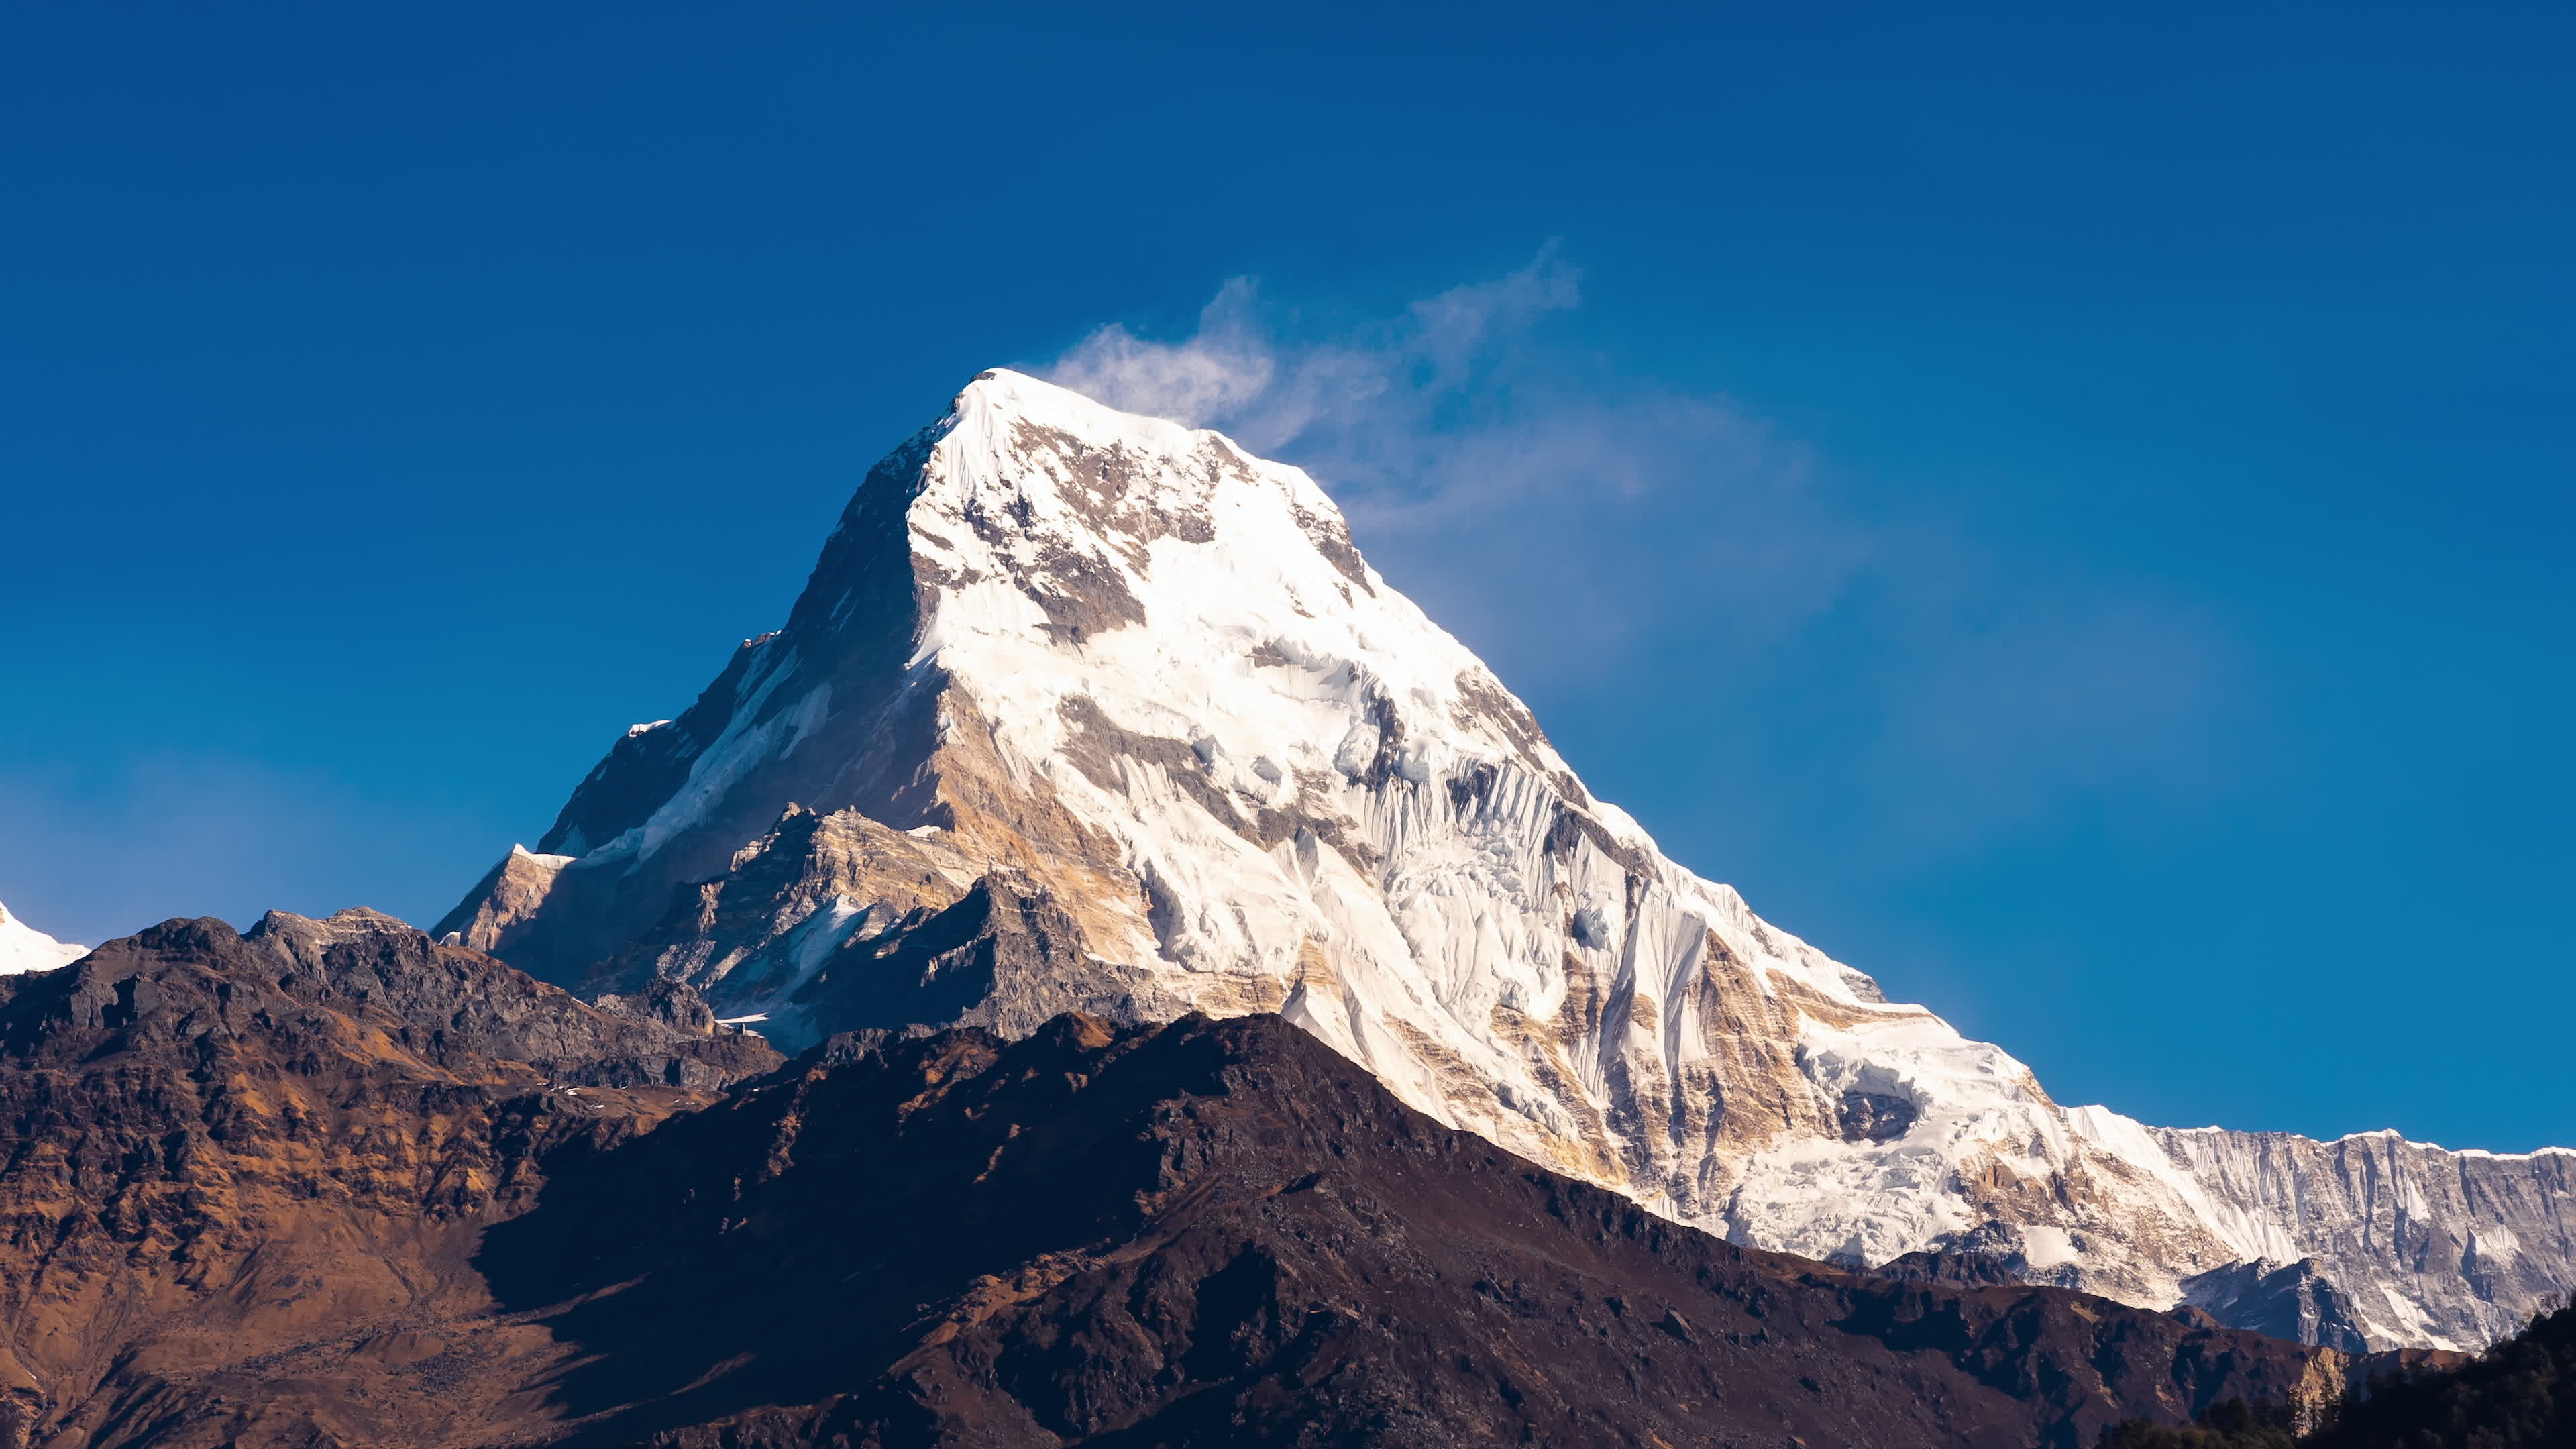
<box><xmin>2149</xmin><ymin>1127</ymin><xmax>2576</xmax><ymax>1350</ymax></box>
<box><xmin>441</xmin><ymin>370</ymin><xmax>2575</xmax><ymax>1350</ymax></box>
<box><xmin>0</xmin><ymin>902</ymin><xmax>87</xmax><ymax>975</ymax></box>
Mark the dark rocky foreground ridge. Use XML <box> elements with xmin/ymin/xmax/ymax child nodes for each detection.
<box><xmin>0</xmin><ymin>914</ymin><xmax>2377</xmax><ymax>1448</ymax></box>
<box><xmin>0</xmin><ymin>911</ymin><xmax>777</xmax><ymax>1448</ymax></box>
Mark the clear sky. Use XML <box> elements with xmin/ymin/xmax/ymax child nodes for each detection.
<box><xmin>4</xmin><ymin>4</ymin><xmax>2570</xmax><ymax>1149</ymax></box>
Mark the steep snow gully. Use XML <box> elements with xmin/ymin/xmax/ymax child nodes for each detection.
<box><xmin>441</xmin><ymin>369</ymin><xmax>2574</xmax><ymax>1351</ymax></box>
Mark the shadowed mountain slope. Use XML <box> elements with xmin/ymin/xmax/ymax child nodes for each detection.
<box><xmin>2103</xmin><ymin>1300</ymin><xmax>2575</xmax><ymax>1448</ymax></box>
<box><xmin>477</xmin><ymin>1010</ymin><xmax>2364</xmax><ymax>1449</ymax></box>
<box><xmin>0</xmin><ymin>912</ymin><xmax>777</xmax><ymax>1449</ymax></box>
<box><xmin>0</xmin><ymin>918</ymin><xmax>2367</xmax><ymax>1448</ymax></box>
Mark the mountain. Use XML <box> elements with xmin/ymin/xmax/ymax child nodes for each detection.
<box><xmin>440</xmin><ymin>368</ymin><xmax>2576</xmax><ymax>1352</ymax></box>
<box><xmin>0</xmin><ymin>911</ymin><xmax>2353</xmax><ymax>1448</ymax></box>
<box><xmin>0</xmin><ymin>902</ymin><xmax>86</xmax><ymax>975</ymax></box>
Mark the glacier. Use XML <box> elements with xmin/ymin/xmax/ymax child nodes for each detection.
<box><xmin>441</xmin><ymin>368</ymin><xmax>2576</xmax><ymax>1350</ymax></box>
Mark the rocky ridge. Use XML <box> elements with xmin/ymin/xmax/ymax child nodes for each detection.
<box><xmin>0</xmin><ymin>908</ymin><xmax>777</xmax><ymax>1447</ymax></box>
<box><xmin>483</xmin><ymin>1008</ymin><xmax>2367</xmax><ymax>1449</ymax></box>
<box><xmin>439</xmin><ymin>368</ymin><xmax>2576</xmax><ymax>1350</ymax></box>
<box><xmin>0</xmin><ymin>914</ymin><xmax>2377</xmax><ymax>1447</ymax></box>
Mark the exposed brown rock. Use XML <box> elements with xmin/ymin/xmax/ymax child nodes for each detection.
<box><xmin>475</xmin><ymin>1012</ymin><xmax>2340</xmax><ymax>1449</ymax></box>
<box><xmin>0</xmin><ymin>911</ymin><xmax>777</xmax><ymax>1448</ymax></box>
<box><xmin>0</xmin><ymin>919</ymin><xmax>2349</xmax><ymax>1448</ymax></box>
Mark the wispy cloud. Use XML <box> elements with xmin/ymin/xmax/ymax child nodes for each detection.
<box><xmin>1043</xmin><ymin>250</ymin><xmax>2255</xmax><ymax>865</ymax></box>
<box><xmin>1051</xmin><ymin>247</ymin><xmax>1588</xmax><ymax>474</ymax></box>
<box><xmin>1050</xmin><ymin>248</ymin><xmax>1857</xmax><ymax>653</ymax></box>
<box><xmin>1048</xmin><ymin>276</ymin><xmax>1283</xmax><ymax>431</ymax></box>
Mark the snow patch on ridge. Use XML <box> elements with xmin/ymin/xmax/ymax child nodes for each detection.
<box><xmin>0</xmin><ymin>901</ymin><xmax>89</xmax><ymax>975</ymax></box>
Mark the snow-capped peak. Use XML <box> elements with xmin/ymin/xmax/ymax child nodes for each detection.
<box><xmin>0</xmin><ymin>901</ymin><xmax>89</xmax><ymax>975</ymax></box>
<box><xmin>438</xmin><ymin>368</ymin><xmax>2576</xmax><ymax>1351</ymax></box>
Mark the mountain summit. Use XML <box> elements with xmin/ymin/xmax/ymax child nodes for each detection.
<box><xmin>442</xmin><ymin>369</ymin><xmax>2575</xmax><ymax>1351</ymax></box>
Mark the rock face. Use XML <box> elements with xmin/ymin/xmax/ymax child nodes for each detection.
<box><xmin>439</xmin><ymin>368</ymin><xmax>2576</xmax><ymax>1350</ymax></box>
<box><xmin>0</xmin><ymin>901</ymin><xmax>85</xmax><ymax>976</ymax></box>
<box><xmin>478</xmin><ymin>1011</ymin><xmax>2351</xmax><ymax>1449</ymax></box>
<box><xmin>0</xmin><ymin>918</ymin><xmax>2354</xmax><ymax>1447</ymax></box>
<box><xmin>2179</xmin><ymin>1258</ymin><xmax>2372</xmax><ymax>1355</ymax></box>
<box><xmin>0</xmin><ymin>910</ymin><xmax>779</xmax><ymax>1448</ymax></box>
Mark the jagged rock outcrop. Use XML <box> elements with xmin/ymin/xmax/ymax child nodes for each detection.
<box><xmin>439</xmin><ymin>368</ymin><xmax>2576</xmax><ymax>1349</ymax></box>
<box><xmin>2180</xmin><ymin>1259</ymin><xmax>2373</xmax><ymax>1355</ymax></box>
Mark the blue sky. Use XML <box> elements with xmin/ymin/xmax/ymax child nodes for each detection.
<box><xmin>3</xmin><ymin>4</ymin><xmax>2569</xmax><ymax>1148</ymax></box>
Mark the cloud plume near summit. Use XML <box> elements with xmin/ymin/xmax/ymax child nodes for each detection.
<box><xmin>1043</xmin><ymin>252</ymin><xmax>2253</xmax><ymax>874</ymax></box>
